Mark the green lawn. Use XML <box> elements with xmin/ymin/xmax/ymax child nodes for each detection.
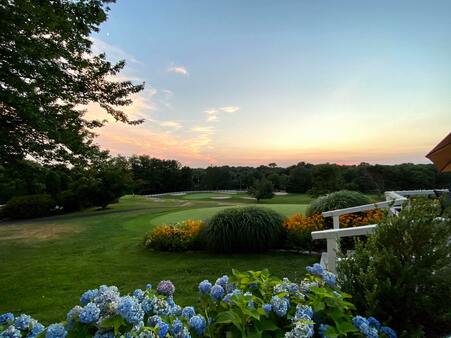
<box><xmin>0</xmin><ymin>195</ymin><xmax>315</xmax><ymax>324</ymax></box>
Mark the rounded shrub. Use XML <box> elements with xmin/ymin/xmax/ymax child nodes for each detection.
<box><xmin>204</xmin><ymin>207</ymin><xmax>284</xmax><ymax>253</ymax></box>
<box><xmin>3</xmin><ymin>194</ymin><xmax>55</xmax><ymax>219</ymax></box>
<box><xmin>306</xmin><ymin>190</ymin><xmax>370</xmax><ymax>216</ymax></box>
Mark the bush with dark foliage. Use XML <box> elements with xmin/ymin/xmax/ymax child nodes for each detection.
<box><xmin>3</xmin><ymin>194</ymin><xmax>55</xmax><ymax>219</ymax></box>
<box><xmin>338</xmin><ymin>199</ymin><xmax>451</xmax><ymax>337</ymax></box>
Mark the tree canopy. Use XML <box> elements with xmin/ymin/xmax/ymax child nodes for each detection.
<box><xmin>0</xmin><ymin>0</ymin><xmax>144</xmax><ymax>166</ymax></box>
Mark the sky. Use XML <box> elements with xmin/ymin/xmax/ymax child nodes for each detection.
<box><xmin>87</xmin><ymin>0</ymin><xmax>451</xmax><ymax>167</ymax></box>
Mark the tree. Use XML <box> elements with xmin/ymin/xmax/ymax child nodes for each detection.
<box><xmin>0</xmin><ymin>0</ymin><xmax>144</xmax><ymax>166</ymax></box>
<box><xmin>286</xmin><ymin>165</ymin><xmax>313</xmax><ymax>193</ymax></box>
<box><xmin>248</xmin><ymin>178</ymin><xmax>274</xmax><ymax>202</ymax></box>
<box><xmin>89</xmin><ymin>156</ymin><xmax>132</xmax><ymax>209</ymax></box>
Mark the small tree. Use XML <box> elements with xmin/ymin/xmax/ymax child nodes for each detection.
<box><xmin>338</xmin><ymin>199</ymin><xmax>451</xmax><ymax>337</ymax></box>
<box><xmin>248</xmin><ymin>178</ymin><xmax>274</xmax><ymax>202</ymax></box>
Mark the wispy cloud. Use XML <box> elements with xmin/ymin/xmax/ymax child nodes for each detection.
<box><xmin>205</xmin><ymin>106</ymin><xmax>240</xmax><ymax>122</ymax></box>
<box><xmin>158</xmin><ymin>120</ymin><xmax>182</xmax><ymax>130</ymax></box>
<box><xmin>167</xmin><ymin>64</ymin><xmax>189</xmax><ymax>76</ymax></box>
<box><xmin>90</xmin><ymin>37</ymin><xmax>143</xmax><ymax>66</ymax></box>
<box><xmin>220</xmin><ymin>106</ymin><xmax>240</xmax><ymax>113</ymax></box>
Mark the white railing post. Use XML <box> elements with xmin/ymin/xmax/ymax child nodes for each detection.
<box><xmin>332</xmin><ymin>215</ymin><xmax>340</xmax><ymax>229</ymax></box>
<box><xmin>326</xmin><ymin>237</ymin><xmax>338</xmax><ymax>273</ymax></box>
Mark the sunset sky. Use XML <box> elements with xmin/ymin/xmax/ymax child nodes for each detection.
<box><xmin>88</xmin><ymin>0</ymin><xmax>451</xmax><ymax>167</ymax></box>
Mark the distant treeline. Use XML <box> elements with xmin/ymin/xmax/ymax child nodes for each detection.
<box><xmin>1</xmin><ymin>155</ymin><xmax>450</xmax><ymax>204</ymax></box>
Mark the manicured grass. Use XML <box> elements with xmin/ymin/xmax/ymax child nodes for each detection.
<box><xmin>0</xmin><ymin>195</ymin><xmax>315</xmax><ymax>324</ymax></box>
<box><xmin>150</xmin><ymin>204</ymin><xmax>307</xmax><ymax>225</ymax></box>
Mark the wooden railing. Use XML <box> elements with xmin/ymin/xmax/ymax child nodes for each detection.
<box><xmin>311</xmin><ymin>189</ymin><xmax>448</xmax><ymax>273</ymax></box>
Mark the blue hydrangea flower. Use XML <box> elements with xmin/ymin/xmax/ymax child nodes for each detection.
<box><xmin>79</xmin><ymin>303</ymin><xmax>100</xmax><ymax>324</ymax></box>
<box><xmin>133</xmin><ymin>289</ymin><xmax>145</xmax><ymax>302</ymax></box>
<box><xmin>299</xmin><ymin>281</ymin><xmax>319</xmax><ymax>293</ymax></box>
<box><xmin>352</xmin><ymin>315</ymin><xmax>368</xmax><ymax>328</ymax></box>
<box><xmin>93</xmin><ymin>329</ymin><xmax>115</xmax><ymax>338</ymax></box>
<box><xmin>152</xmin><ymin>298</ymin><xmax>171</xmax><ymax>316</ymax></box>
<box><xmin>380</xmin><ymin>326</ymin><xmax>397</xmax><ymax>338</ymax></box>
<box><xmin>210</xmin><ymin>284</ymin><xmax>225</xmax><ymax>301</ymax></box>
<box><xmin>181</xmin><ymin>306</ymin><xmax>195</xmax><ymax>319</ymax></box>
<box><xmin>156</xmin><ymin>280</ymin><xmax>175</xmax><ymax>296</ymax></box>
<box><xmin>285</xmin><ymin>320</ymin><xmax>314</xmax><ymax>338</ymax></box>
<box><xmin>359</xmin><ymin>323</ymin><xmax>378</xmax><ymax>338</ymax></box>
<box><xmin>170</xmin><ymin>304</ymin><xmax>182</xmax><ymax>316</ymax></box>
<box><xmin>262</xmin><ymin>304</ymin><xmax>272</xmax><ymax>313</ymax></box>
<box><xmin>80</xmin><ymin>289</ymin><xmax>99</xmax><ymax>306</ymax></box>
<box><xmin>148</xmin><ymin>315</ymin><xmax>162</xmax><ymax>327</ymax></box>
<box><xmin>0</xmin><ymin>313</ymin><xmax>14</xmax><ymax>325</ymax></box>
<box><xmin>171</xmin><ymin>319</ymin><xmax>184</xmax><ymax>336</ymax></box>
<box><xmin>367</xmin><ymin>316</ymin><xmax>381</xmax><ymax>329</ymax></box>
<box><xmin>29</xmin><ymin>322</ymin><xmax>45</xmax><ymax>338</ymax></box>
<box><xmin>288</xmin><ymin>283</ymin><xmax>299</xmax><ymax>293</ymax></box>
<box><xmin>306</xmin><ymin>263</ymin><xmax>324</xmax><ymax>276</ymax></box>
<box><xmin>270</xmin><ymin>296</ymin><xmax>289</xmax><ymax>317</ymax></box>
<box><xmin>321</xmin><ymin>271</ymin><xmax>336</xmax><ymax>287</ymax></box>
<box><xmin>145</xmin><ymin>283</ymin><xmax>152</xmax><ymax>290</ymax></box>
<box><xmin>198</xmin><ymin>280</ymin><xmax>212</xmax><ymax>295</ymax></box>
<box><xmin>295</xmin><ymin>304</ymin><xmax>314</xmax><ymax>320</ymax></box>
<box><xmin>93</xmin><ymin>286</ymin><xmax>120</xmax><ymax>314</ymax></box>
<box><xmin>157</xmin><ymin>321</ymin><xmax>169</xmax><ymax>338</ymax></box>
<box><xmin>141</xmin><ymin>296</ymin><xmax>154</xmax><ymax>314</ymax></box>
<box><xmin>215</xmin><ymin>275</ymin><xmax>229</xmax><ymax>288</ymax></box>
<box><xmin>189</xmin><ymin>315</ymin><xmax>206</xmax><ymax>336</ymax></box>
<box><xmin>46</xmin><ymin>323</ymin><xmax>67</xmax><ymax>338</ymax></box>
<box><xmin>66</xmin><ymin>305</ymin><xmax>82</xmax><ymax>327</ymax></box>
<box><xmin>14</xmin><ymin>314</ymin><xmax>32</xmax><ymax>330</ymax></box>
<box><xmin>318</xmin><ymin>324</ymin><xmax>329</xmax><ymax>337</ymax></box>
<box><xmin>222</xmin><ymin>289</ymin><xmax>241</xmax><ymax>303</ymax></box>
<box><xmin>0</xmin><ymin>325</ymin><xmax>21</xmax><ymax>338</ymax></box>
<box><xmin>117</xmin><ymin>296</ymin><xmax>144</xmax><ymax>325</ymax></box>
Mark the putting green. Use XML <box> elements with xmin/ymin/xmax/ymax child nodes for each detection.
<box><xmin>150</xmin><ymin>204</ymin><xmax>307</xmax><ymax>225</ymax></box>
<box><xmin>180</xmin><ymin>192</ymin><xmax>234</xmax><ymax>200</ymax></box>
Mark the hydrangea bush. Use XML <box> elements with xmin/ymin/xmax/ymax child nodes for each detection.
<box><xmin>0</xmin><ymin>265</ymin><xmax>396</xmax><ymax>338</ymax></box>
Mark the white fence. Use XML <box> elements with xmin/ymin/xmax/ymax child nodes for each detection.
<box><xmin>311</xmin><ymin>189</ymin><xmax>448</xmax><ymax>273</ymax></box>
<box><xmin>146</xmin><ymin>190</ymin><xmax>246</xmax><ymax>197</ymax></box>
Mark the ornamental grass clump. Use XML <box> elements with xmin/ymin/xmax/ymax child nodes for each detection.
<box><xmin>204</xmin><ymin>206</ymin><xmax>284</xmax><ymax>253</ymax></box>
<box><xmin>1</xmin><ymin>265</ymin><xmax>397</xmax><ymax>337</ymax></box>
<box><xmin>307</xmin><ymin>190</ymin><xmax>370</xmax><ymax>216</ymax></box>
<box><xmin>338</xmin><ymin>199</ymin><xmax>451</xmax><ymax>337</ymax></box>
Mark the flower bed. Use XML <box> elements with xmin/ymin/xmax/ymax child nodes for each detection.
<box><xmin>143</xmin><ymin>210</ymin><xmax>385</xmax><ymax>253</ymax></box>
<box><xmin>0</xmin><ymin>265</ymin><xmax>396</xmax><ymax>338</ymax></box>
<box><xmin>144</xmin><ymin>220</ymin><xmax>205</xmax><ymax>251</ymax></box>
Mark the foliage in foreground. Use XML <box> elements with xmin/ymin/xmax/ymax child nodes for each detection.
<box><xmin>338</xmin><ymin>200</ymin><xmax>451</xmax><ymax>337</ymax></box>
<box><xmin>0</xmin><ymin>265</ymin><xmax>397</xmax><ymax>338</ymax></box>
<box><xmin>306</xmin><ymin>191</ymin><xmax>370</xmax><ymax>217</ymax></box>
<box><xmin>203</xmin><ymin>207</ymin><xmax>284</xmax><ymax>253</ymax></box>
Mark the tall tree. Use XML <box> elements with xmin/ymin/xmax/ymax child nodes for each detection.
<box><xmin>0</xmin><ymin>0</ymin><xmax>144</xmax><ymax>165</ymax></box>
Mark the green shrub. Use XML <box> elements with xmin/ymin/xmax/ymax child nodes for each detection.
<box><xmin>58</xmin><ymin>190</ymin><xmax>82</xmax><ymax>212</ymax></box>
<box><xmin>337</xmin><ymin>199</ymin><xmax>451</xmax><ymax>337</ymax></box>
<box><xmin>204</xmin><ymin>207</ymin><xmax>284</xmax><ymax>253</ymax></box>
<box><xmin>307</xmin><ymin>190</ymin><xmax>370</xmax><ymax>216</ymax></box>
<box><xmin>3</xmin><ymin>194</ymin><xmax>55</xmax><ymax>219</ymax></box>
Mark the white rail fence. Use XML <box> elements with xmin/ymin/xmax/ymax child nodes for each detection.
<box><xmin>146</xmin><ymin>190</ymin><xmax>246</xmax><ymax>197</ymax></box>
<box><xmin>311</xmin><ymin>189</ymin><xmax>448</xmax><ymax>273</ymax></box>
